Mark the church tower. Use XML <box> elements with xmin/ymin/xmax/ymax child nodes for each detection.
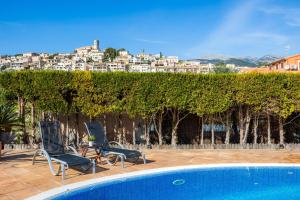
<box><xmin>93</xmin><ymin>40</ymin><xmax>99</xmax><ymax>50</ymax></box>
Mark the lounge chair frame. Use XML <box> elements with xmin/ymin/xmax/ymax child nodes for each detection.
<box><xmin>84</xmin><ymin>122</ymin><xmax>146</xmax><ymax>168</ymax></box>
<box><xmin>32</xmin><ymin>121</ymin><xmax>96</xmax><ymax>180</ymax></box>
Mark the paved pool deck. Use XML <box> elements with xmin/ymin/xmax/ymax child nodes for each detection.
<box><xmin>1</xmin><ymin>149</ymin><xmax>300</xmax><ymax>199</ymax></box>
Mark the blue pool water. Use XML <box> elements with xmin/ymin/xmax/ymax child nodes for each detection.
<box><xmin>53</xmin><ymin>166</ymin><xmax>300</xmax><ymax>200</ymax></box>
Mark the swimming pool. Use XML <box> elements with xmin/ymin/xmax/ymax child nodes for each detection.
<box><xmin>27</xmin><ymin>164</ymin><xmax>300</xmax><ymax>200</ymax></box>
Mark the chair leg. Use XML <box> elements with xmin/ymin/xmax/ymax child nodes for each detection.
<box><xmin>92</xmin><ymin>159</ymin><xmax>96</xmax><ymax>174</ymax></box>
<box><xmin>120</xmin><ymin>155</ymin><xmax>125</xmax><ymax>168</ymax></box>
<box><xmin>61</xmin><ymin>163</ymin><xmax>65</xmax><ymax>181</ymax></box>
<box><xmin>57</xmin><ymin>164</ymin><xmax>61</xmax><ymax>175</ymax></box>
<box><xmin>33</xmin><ymin>149</ymin><xmax>60</xmax><ymax>176</ymax></box>
<box><xmin>32</xmin><ymin>150</ymin><xmax>40</xmax><ymax>165</ymax></box>
<box><xmin>143</xmin><ymin>154</ymin><xmax>146</xmax><ymax>164</ymax></box>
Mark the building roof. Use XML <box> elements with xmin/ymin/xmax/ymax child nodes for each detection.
<box><xmin>270</xmin><ymin>54</ymin><xmax>300</xmax><ymax>65</ymax></box>
<box><xmin>240</xmin><ymin>67</ymin><xmax>300</xmax><ymax>74</ymax></box>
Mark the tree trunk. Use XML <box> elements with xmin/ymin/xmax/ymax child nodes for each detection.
<box><xmin>119</xmin><ymin>116</ymin><xmax>123</xmax><ymax>143</ymax></box>
<box><xmin>253</xmin><ymin>114</ymin><xmax>258</xmax><ymax>144</ymax></box>
<box><xmin>20</xmin><ymin>97</ymin><xmax>27</xmax><ymax>144</ymax></box>
<box><xmin>157</xmin><ymin>112</ymin><xmax>163</xmax><ymax>146</ymax></box>
<box><xmin>225</xmin><ymin>111</ymin><xmax>231</xmax><ymax>145</ymax></box>
<box><xmin>54</xmin><ymin>113</ymin><xmax>59</xmax><ymax>121</ymax></box>
<box><xmin>132</xmin><ymin>120</ymin><xmax>136</xmax><ymax>145</ymax></box>
<box><xmin>66</xmin><ymin>115</ymin><xmax>70</xmax><ymax>145</ymax></box>
<box><xmin>239</xmin><ymin>106</ymin><xmax>244</xmax><ymax>144</ymax></box>
<box><xmin>31</xmin><ymin>103</ymin><xmax>35</xmax><ymax>145</ymax></box>
<box><xmin>113</xmin><ymin>114</ymin><xmax>122</xmax><ymax>143</ymax></box>
<box><xmin>113</xmin><ymin>115</ymin><xmax>119</xmax><ymax>142</ymax></box>
<box><xmin>144</xmin><ymin>120</ymin><xmax>150</xmax><ymax>146</ymax></box>
<box><xmin>122</xmin><ymin>127</ymin><xmax>126</xmax><ymax>144</ymax></box>
<box><xmin>242</xmin><ymin>108</ymin><xmax>251</xmax><ymax>144</ymax></box>
<box><xmin>267</xmin><ymin>114</ymin><xmax>271</xmax><ymax>144</ymax></box>
<box><xmin>200</xmin><ymin>117</ymin><xmax>204</xmax><ymax>145</ymax></box>
<box><xmin>119</xmin><ymin>115</ymin><xmax>126</xmax><ymax>144</ymax></box>
<box><xmin>171</xmin><ymin>126</ymin><xmax>179</xmax><ymax>146</ymax></box>
<box><xmin>211</xmin><ymin>117</ymin><xmax>215</xmax><ymax>145</ymax></box>
<box><xmin>41</xmin><ymin>111</ymin><xmax>45</xmax><ymax>121</ymax></box>
<box><xmin>75</xmin><ymin>113</ymin><xmax>80</xmax><ymax>147</ymax></box>
<box><xmin>279</xmin><ymin>117</ymin><xmax>285</xmax><ymax>145</ymax></box>
<box><xmin>171</xmin><ymin>109</ymin><xmax>178</xmax><ymax>146</ymax></box>
<box><xmin>170</xmin><ymin>109</ymin><xmax>189</xmax><ymax>146</ymax></box>
<box><xmin>153</xmin><ymin>111</ymin><xmax>164</xmax><ymax>145</ymax></box>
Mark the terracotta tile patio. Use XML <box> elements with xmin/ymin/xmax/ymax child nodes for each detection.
<box><xmin>1</xmin><ymin>149</ymin><xmax>300</xmax><ymax>199</ymax></box>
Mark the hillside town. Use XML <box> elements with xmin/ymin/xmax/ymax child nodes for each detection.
<box><xmin>0</xmin><ymin>40</ymin><xmax>236</xmax><ymax>74</ymax></box>
<box><xmin>1</xmin><ymin>39</ymin><xmax>299</xmax><ymax>74</ymax></box>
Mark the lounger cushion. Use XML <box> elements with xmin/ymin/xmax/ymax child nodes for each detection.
<box><xmin>40</xmin><ymin>121</ymin><xmax>65</xmax><ymax>155</ymax></box>
<box><xmin>52</xmin><ymin>154</ymin><xmax>91</xmax><ymax>166</ymax></box>
<box><xmin>102</xmin><ymin>147</ymin><xmax>142</xmax><ymax>158</ymax></box>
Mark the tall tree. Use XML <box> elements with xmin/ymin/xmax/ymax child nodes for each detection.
<box><xmin>117</xmin><ymin>48</ymin><xmax>126</xmax><ymax>56</ymax></box>
<box><xmin>103</xmin><ymin>48</ymin><xmax>117</xmax><ymax>62</ymax></box>
<box><xmin>190</xmin><ymin>74</ymin><xmax>234</xmax><ymax>144</ymax></box>
<box><xmin>213</xmin><ymin>62</ymin><xmax>235</xmax><ymax>74</ymax></box>
<box><xmin>164</xmin><ymin>74</ymin><xmax>195</xmax><ymax>146</ymax></box>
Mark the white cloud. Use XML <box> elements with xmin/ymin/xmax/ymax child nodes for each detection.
<box><xmin>187</xmin><ymin>0</ymin><xmax>262</xmax><ymax>57</ymax></box>
<box><xmin>260</xmin><ymin>7</ymin><xmax>300</xmax><ymax>27</ymax></box>
<box><xmin>206</xmin><ymin>0</ymin><xmax>260</xmax><ymax>46</ymax></box>
<box><xmin>185</xmin><ymin>0</ymin><xmax>296</xmax><ymax>58</ymax></box>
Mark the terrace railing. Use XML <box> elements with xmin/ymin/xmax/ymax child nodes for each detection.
<box><xmin>116</xmin><ymin>143</ymin><xmax>300</xmax><ymax>150</ymax></box>
<box><xmin>4</xmin><ymin>143</ymin><xmax>300</xmax><ymax>150</ymax></box>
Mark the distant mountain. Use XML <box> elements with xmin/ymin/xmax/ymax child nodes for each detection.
<box><xmin>189</xmin><ymin>55</ymin><xmax>282</xmax><ymax>67</ymax></box>
<box><xmin>256</xmin><ymin>55</ymin><xmax>282</xmax><ymax>64</ymax></box>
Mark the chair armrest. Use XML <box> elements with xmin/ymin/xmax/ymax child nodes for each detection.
<box><xmin>108</xmin><ymin>141</ymin><xmax>124</xmax><ymax>149</ymax></box>
<box><xmin>66</xmin><ymin>146</ymin><xmax>80</xmax><ymax>156</ymax></box>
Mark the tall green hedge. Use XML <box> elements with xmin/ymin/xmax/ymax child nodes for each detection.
<box><xmin>1</xmin><ymin>71</ymin><xmax>300</xmax><ymax>145</ymax></box>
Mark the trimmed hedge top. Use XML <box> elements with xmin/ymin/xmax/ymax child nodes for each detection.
<box><xmin>0</xmin><ymin>71</ymin><xmax>299</xmax><ymax>119</ymax></box>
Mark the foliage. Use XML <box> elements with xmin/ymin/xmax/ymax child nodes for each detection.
<box><xmin>0</xmin><ymin>65</ymin><xmax>9</xmax><ymax>71</ymax></box>
<box><xmin>2</xmin><ymin>71</ymin><xmax>300</xmax><ymax>145</ymax></box>
<box><xmin>117</xmin><ymin>48</ymin><xmax>126</xmax><ymax>56</ymax></box>
<box><xmin>190</xmin><ymin>74</ymin><xmax>234</xmax><ymax>116</ymax></box>
<box><xmin>0</xmin><ymin>71</ymin><xmax>299</xmax><ymax>121</ymax></box>
<box><xmin>103</xmin><ymin>48</ymin><xmax>117</xmax><ymax>62</ymax></box>
<box><xmin>47</xmin><ymin>53</ymin><xmax>58</xmax><ymax>59</ymax></box>
<box><xmin>0</xmin><ymin>104</ymin><xmax>20</xmax><ymax>133</ymax></box>
<box><xmin>88</xmin><ymin>135</ymin><xmax>96</xmax><ymax>141</ymax></box>
<box><xmin>213</xmin><ymin>62</ymin><xmax>236</xmax><ymax>74</ymax></box>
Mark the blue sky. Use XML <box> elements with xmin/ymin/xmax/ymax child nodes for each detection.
<box><xmin>0</xmin><ymin>0</ymin><xmax>300</xmax><ymax>59</ymax></box>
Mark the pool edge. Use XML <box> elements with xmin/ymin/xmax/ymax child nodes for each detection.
<box><xmin>25</xmin><ymin>163</ymin><xmax>300</xmax><ymax>200</ymax></box>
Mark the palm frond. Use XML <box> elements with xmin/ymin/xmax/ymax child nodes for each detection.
<box><xmin>0</xmin><ymin>104</ymin><xmax>21</xmax><ymax>133</ymax></box>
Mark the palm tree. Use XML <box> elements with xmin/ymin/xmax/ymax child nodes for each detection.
<box><xmin>0</xmin><ymin>104</ymin><xmax>21</xmax><ymax>156</ymax></box>
<box><xmin>0</xmin><ymin>104</ymin><xmax>21</xmax><ymax>134</ymax></box>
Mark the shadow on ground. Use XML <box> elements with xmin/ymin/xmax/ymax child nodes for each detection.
<box><xmin>1</xmin><ymin>152</ymin><xmax>34</xmax><ymax>163</ymax></box>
